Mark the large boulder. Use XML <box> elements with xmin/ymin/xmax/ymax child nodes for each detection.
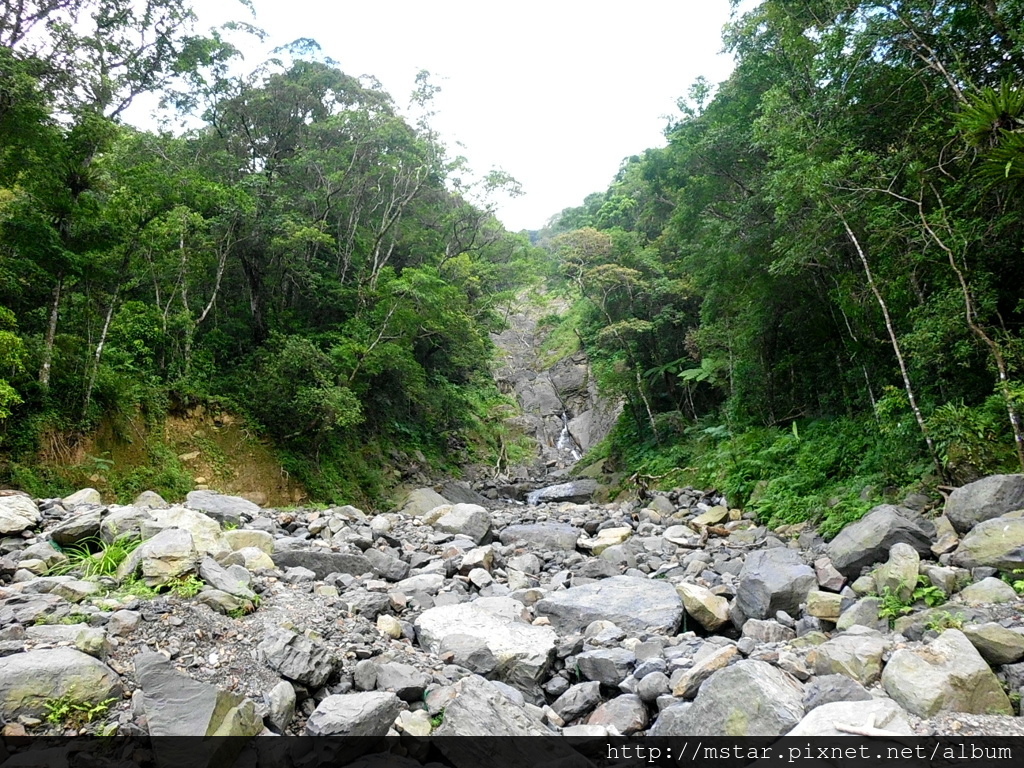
<box><xmin>961</xmin><ymin>623</ymin><xmax>1024</xmax><ymax>666</ymax></box>
<box><xmin>433</xmin><ymin>504</ymin><xmax>492</xmax><ymax>544</ymax></box>
<box><xmin>432</xmin><ymin>675</ymin><xmax>549</xmax><ymax>736</ymax></box>
<box><xmin>534</xmin><ymin>576</ymin><xmax>683</xmax><ymax>636</ymax></box>
<box><xmin>415</xmin><ymin>599</ymin><xmax>556</xmax><ymax>692</ymax></box>
<box><xmin>0</xmin><ymin>493</ymin><xmax>40</xmax><ymax>534</ymax></box>
<box><xmin>950</xmin><ymin>514</ymin><xmax>1024</xmax><ymax>571</ymax></box>
<box><xmin>63</xmin><ymin>487</ymin><xmax>102</xmax><ymax>506</ymax></box>
<box><xmin>121</xmin><ymin>528</ymin><xmax>199</xmax><ymax>586</ymax></box>
<box><xmin>676</xmin><ymin>582</ymin><xmax>730</xmax><ymax>631</ymax></box>
<box><xmin>872</xmin><ymin>542</ymin><xmax>921</xmax><ymax>601</ymax></box>
<box><xmin>881</xmin><ymin>629</ymin><xmax>1012</xmax><ymax>717</ymax></box>
<box><xmin>147</xmin><ymin>507</ymin><xmax>230</xmax><ymax>558</ymax></box>
<box><xmin>135</xmin><ymin>651</ymin><xmax>261</xmax><ymax>736</ymax></box>
<box><xmin>0</xmin><ymin>648</ymin><xmax>122</xmax><ymax>720</ymax></box>
<box><xmin>650</xmin><ymin>659</ymin><xmax>804</xmax><ymax>736</ymax></box>
<box><xmin>257</xmin><ymin>626</ymin><xmax>336</xmax><ymax>689</ymax></box>
<box><xmin>826</xmin><ymin>505</ymin><xmax>934</xmax><ymax>578</ymax></box>
<box><xmin>305</xmin><ymin>691</ymin><xmax>403</xmax><ymax>736</ymax></box>
<box><xmin>733</xmin><ymin>548</ymin><xmax>816</xmax><ymax>626</ymax></box>
<box><xmin>49</xmin><ymin>506</ymin><xmax>105</xmax><ymax>547</ymax></box>
<box><xmin>397</xmin><ymin>488</ymin><xmax>450</xmax><ymax>517</ymax></box>
<box><xmin>499</xmin><ymin>522</ymin><xmax>580</xmax><ymax>551</ymax></box>
<box><xmin>807</xmin><ymin>626</ymin><xmax>888</xmax><ymax>685</ymax></box>
<box><xmin>786</xmin><ymin>699</ymin><xmax>913</xmax><ymax>737</ymax></box>
<box><xmin>272</xmin><ymin>548</ymin><xmax>372</xmax><ymax>579</ymax></box>
<box><xmin>525</xmin><ymin>479</ymin><xmax>598</xmax><ymax>505</ymax></box>
<box><xmin>185</xmin><ymin>490</ymin><xmax>260</xmax><ymax>526</ymax></box>
<box><xmin>944</xmin><ymin>474</ymin><xmax>1024</xmax><ymax>534</ymax></box>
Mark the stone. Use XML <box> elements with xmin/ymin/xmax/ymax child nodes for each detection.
<box><xmin>198</xmin><ymin>556</ymin><xmax>256</xmax><ymax>601</ymax></box>
<box><xmin>881</xmin><ymin>629</ymin><xmax>1012</xmax><ymax>717</ymax></box>
<box><xmin>376</xmin><ymin>615</ymin><xmax>403</xmax><ymax>639</ymax></box>
<box><xmin>552</xmin><ymin>682</ymin><xmax>603</xmax><ymax>721</ymax></box>
<box><xmin>439</xmin><ymin>633</ymin><xmax>498</xmax><ymax>674</ymax></box>
<box><xmin>415</xmin><ymin>600</ymin><xmax>556</xmax><ymax>691</ymax></box>
<box><xmin>99</xmin><ymin>506</ymin><xmax>152</xmax><ymax>543</ymax></box>
<box><xmin>431</xmin><ymin>675</ymin><xmax>549</xmax><ymax>736</ymax></box>
<box><xmin>305</xmin><ymin>691</ymin><xmax>403</xmax><ymax>736</ymax></box>
<box><xmin>185</xmin><ymin>490</ymin><xmax>260</xmax><ymax>526</ymax></box>
<box><xmin>576</xmin><ymin>648</ymin><xmax>635</xmax><ymax>686</ymax></box>
<box><xmin>25</xmin><ymin>624</ymin><xmax>109</xmax><ymax>658</ymax></box>
<box><xmin>374</xmin><ymin>661</ymin><xmax>430</xmax><ymax>701</ymax></box>
<box><xmin>63</xmin><ymin>488</ymin><xmax>102</xmax><ymax>506</ymax></box>
<box><xmin>534</xmin><ymin>576</ymin><xmax>683</xmax><ymax>636</ymax></box>
<box><xmin>525</xmin><ymin>480</ymin><xmax>598</xmax><ymax>505</ymax></box>
<box><xmin>396</xmin><ymin>709</ymin><xmax>433</xmax><ymax>737</ymax></box>
<box><xmin>636</xmin><ymin>671</ymin><xmax>671</xmax><ymax>703</ymax></box>
<box><xmin>233</xmin><ymin>546</ymin><xmax>275</xmax><ymax>571</ymax></box>
<box><xmin>962</xmin><ymin>622</ymin><xmax>1024</xmax><ymax>665</ymax></box>
<box><xmin>223</xmin><ymin>529</ymin><xmax>274</xmax><ymax>554</ymax></box>
<box><xmin>951</xmin><ymin>516</ymin><xmax>1024</xmax><ymax>571</ymax></box>
<box><xmin>836</xmin><ymin>597</ymin><xmax>888</xmax><ymax>632</ymax></box>
<box><xmin>741</xmin><ymin>618</ymin><xmax>796</xmax><ymax>644</ymax></box>
<box><xmin>692</xmin><ymin>506</ymin><xmax>729</xmax><ymax>526</ymax></box>
<box><xmin>944</xmin><ymin>474</ymin><xmax>1024</xmax><ymax>534</ymax></box>
<box><xmin>801</xmin><ymin>674</ymin><xmax>872</xmax><ymax>711</ymax></box>
<box><xmin>804</xmin><ymin>590</ymin><xmax>843</xmax><ymax>621</ymax></box>
<box><xmin>813</xmin><ymin>557</ymin><xmax>845</xmax><ymax>591</ymax></box>
<box><xmin>587</xmin><ymin>693</ymin><xmax>648</xmax><ymax>735</ymax></box>
<box><xmin>135</xmin><ymin>651</ymin><xmax>261</xmax><ymax>736</ymax></box>
<box><xmin>133</xmin><ymin>491</ymin><xmax>169</xmax><ymax>509</ymax></box>
<box><xmin>128</xmin><ymin>528</ymin><xmax>198</xmax><ymax>586</ymax></box>
<box><xmin>826</xmin><ymin>505</ymin><xmax>934</xmax><ymax>578</ymax></box>
<box><xmin>397</xmin><ymin>488</ymin><xmax>450</xmax><ymax>517</ymax></box>
<box><xmin>652</xmin><ymin>660</ymin><xmax>804</xmax><ymax>736</ymax></box>
<box><xmin>733</xmin><ymin>548</ymin><xmax>816</xmax><ymax>625</ymax></box>
<box><xmin>671</xmin><ymin>644</ymin><xmax>738</xmax><ymax>699</ymax></box>
<box><xmin>147</xmin><ymin>507</ymin><xmax>230</xmax><ymax>558</ymax></box>
<box><xmin>49</xmin><ymin>506</ymin><xmax>104</xmax><ymax>547</ymax></box>
<box><xmin>273</xmin><ymin>548</ymin><xmax>372</xmax><ymax>579</ymax></box>
<box><xmin>394</xmin><ymin>572</ymin><xmax>445</xmax><ymax>594</ymax></box>
<box><xmin>257</xmin><ymin>626</ymin><xmax>336</xmax><ymax>689</ymax></box>
<box><xmin>578</xmin><ymin>526</ymin><xmax>631</xmax><ymax>555</ymax></box>
<box><xmin>872</xmin><ymin>542</ymin><xmax>921</xmax><ymax>601</ymax></box>
<box><xmin>500</xmin><ymin>523</ymin><xmax>580</xmax><ymax>551</ymax></box>
<box><xmin>0</xmin><ymin>648</ymin><xmax>121</xmax><ymax>720</ymax></box>
<box><xmin>807</xmin><ymin>626</ymin><xmax>888</xmax><ymax>685</ymax></box>
<box><xmin>959</xmin><ymin>576</ymin><xmax>1018</xmax><ymax>605</ymax></box>
<box><xmin>676</xmin><ymin>582</ymin><xmax>730</xmax><ymax>631</ymax></box>
<box><xmin>0</xmin><ymin>494</ymin><xmax>40</xmax><ymax>535</ymax></box>
<box><xmin>787</xmin><ymin>698</ymin><xmax>913</xmax><ymax>737</ymax></box>
<box><xmin>107</xmin><ymin>610</ymin><xmax>141</xmax><ymax>637</ymax></box>
<box><xmin>364</xmin><ymin>548</ymin><xmax>409</xmax><ymax>581</ymax></box>
<box><xmin>265</xmin><ymin>680</ymin><xmax>296</xmax><ymax>733</ymax></box>
<box><xmin>433</xmin><ymin>504</ymin><xmax>492</xmax><ymax>544</ymax></box>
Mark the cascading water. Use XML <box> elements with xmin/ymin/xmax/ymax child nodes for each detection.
<box><xmin>556</xmin><ymin>412</ymin><xmax>582</xmax><ymax>461</ymax></box>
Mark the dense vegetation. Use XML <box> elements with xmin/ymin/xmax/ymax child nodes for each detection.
<box><xmin>541</xmin><ymin>0</ymin><xmax>1024</xmax><ymax>534</ymax></box>
<box><xmin>0</xmin><ymin>1</ymin><xmax>536</xmax><ymax>503</ymax></box>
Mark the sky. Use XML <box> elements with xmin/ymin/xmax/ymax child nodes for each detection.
<box><xmin>189</xmin><ymin>0</ymin><xmax>737</xmax><ymax>232</ymax></box>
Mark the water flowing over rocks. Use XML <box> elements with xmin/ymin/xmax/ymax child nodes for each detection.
<box><xmin>8</xmin><ymin>444</ymin><xmax>1024</xmax><ymax>739</ymax></box>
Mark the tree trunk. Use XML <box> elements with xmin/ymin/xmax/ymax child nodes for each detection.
<box><xmin>82</xmin><ymin>293</ymin><xmax>117</xmax><ymax>417</ymax></box>
<box><xmin>39</xmin><ymin>274</ymin><xmax>63</xmax><ymax>391</ymax></box>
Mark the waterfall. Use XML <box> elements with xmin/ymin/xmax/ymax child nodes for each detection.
<box><xmin>556</xmin><ymin>412</ymin><xmax>582</xmax><ymax>461</ymax></box>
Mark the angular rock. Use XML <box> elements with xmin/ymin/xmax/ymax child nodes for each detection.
<box><xmin>416</xmin><ymin>600</ymin><xmax>556</xmax><ymax>691</ymax></box>
<box><xmin>552</xmin><ymin>681</ymin><xmax>602</xmax><ymax>722</ymax></box>
<box><xmin>185</xmin><ymin>490</ymin><xmax>260</xmax><ymax>526</ymax></box>
<box><xmin>63</xmin><ymin>488</ymin><xmax>102</xmax><ymax>506</ymax></box>
<box><xmin>872</xmin><ymin>542</ymin><xmax>920</xmax><ymax>601</ymax></box>
<box><xmin>808</xmin><ymin>626</ymin><xmax>888</xmax><ymax>685</ymax></box>
<box><xmin>135</xmin><ymin>651</ymin><xmax>261</xmax><ymax>736</ymax></box>
<box><xmin>433</xmin><ymin>504</ymin><xmax>492</xmax><ymax>544</ymax></box>
<box><xmin>826</xmin><ymin>505</ymin><xmax>934</xmax><ymax>578</ymax></box>
<box><xmin>0</xmin><ymin>494</ymin><xmax>40</xmax><ymax>535</ymax></box>
<box><xmin>962</xmin><ymin>622</ymin><xmax>1024</xmax><ymax>665</ymax></box>
<box><xmin>147</xmin><ymin>507</ymin><xmax>230</xmax><ymax>558</ymax></box>
<box><xmin>198</xmin><ymin>556</ymin><xmax>256</xmax><ymax>601</ymax></box>
<box><xmin>364</xmin><ymin>548</ymin><xmax>409</xmax><ymax>581</ymax></box>
<box><xmin>671</xmin><ymin>644</ymin><xmax>738</xmax><ymax>699</ymax></box>
<box><xmin>0</xmin><ymin>648</ymin><xmax>122</xmax><ymax>720</ymax></box>
<box><xmin>951</xmin><ymin>516</ymin><xmax>1024</xmax><ymax>571</ymax></box>
<box><xmin>813</xmin><ymin>557</ymin><xmax>845</xmax><ymax>592</ymax></box>
<box><xmin>741</xmin><ymin>618</ymin><xmax>796</xmax><ymax>644</ymax></box>
<box><xmin>733</xmin><ymin>548</ymin><xmax>815</xmax><ymax>626</ymax></box>
<box><xmin>25</xmin><ymin>623</ymin><xmax>109</xmax><ymax>658</ymax></box>
<box><xmin>653</xmin><ymin>660</ymin><xmax>803</xmax><ymax>736</ymax></box>
<box><xmin>133</xmin><ymin>490</ymin><xmax>169</xmax><ymax>509</ymax></box>
<box><xmin>265</xmin><ymin>680</ymin><xmax>296</xmax><ymax>733</ymax></box>
<box><xmin>432</xmin><ymin>675</ymin><xmax>549</xmax><ymax>736</ymax></box>
<box><xmin>945</xmin><ymin>474</ymin><xmax>1024</xmax><ymax>534</ymax></box>
<box><xmin>438</xmin><ymin>633</ymin><xmax>498</xmax><ymax>675</ymax></box>
<box><xmin>49</xmin><ymin>506</ymin><xmax>104</xmax><ymax>547</ymax></box>
<box><xmin>273</xmin><ymin>548</ymin><xmax>372</xmax><ymax>579</ymax></box>
<box><xmin>223</xmin><ymin>529</ymin><xmax>274</xmax><ymax>554</ymax></box>
<box><xmin>677</xmin><ymin>582</ymin><xmax>729</xmax><ymax>631</ymax></box>
<box><xmin>397</xmin><ymin>488</ymin><xmax>450</xmax><ymax>517</ymax></box>
<box><xmin>374</xmin><ymin>661</ymin><xmax>430</xmax><ymax>701</ymax></box>
<box><xmin>805</xmin><ymin>591</ymin><xmax>843</xmax><ymax>622</ymax></box>
<box><xmin>257</xmin><ymin>626</ymin><xmax>336</xmax><ymax>689</ymax></box>
<box><xmin>578</xmin><ymin>526</ymin><xmax>631</xmax><ymax>555</ymax></box>
<box><xmin>526</xmin><ymin>480</ymin><xmax>598</xmax><ymax>505</ymax></box>
<box><xmin>959</xmin><ymin>576</ymin><xmax>1018</xmax><ymax>605</ymax></box>
<box><xmin>881</xmin><ymin>629</ymin><xmax>1012</xmax><ymax>717</ymax></box>
<box><xmin>587</xmin><ymin>693</ymin><xmax>647</xmax><ymax>734</ymax></box>
<box><xmin>129</xmin><ymin>528</ymin><xmax>198</xmax><ymax>586</ymax></box>
<box><xmin>576</xmin><ymin>647</ymin><xmax>635</xmax><ymax>686</ymax></box>
<box><xmin>836</xmin><ymin>597</ymin><xmax>888</xmax><ymax>632</ymax></box>
<box><xmin>787</xmin><ymin>698</ymin><xmax>913</xmax><ymax>737</ymax></box>
<box><xmin>305</xmin><ymin>691</ymin><xmax>403</xmax><ymax>736</ymax></box>
<box><xmin>535</xmin><ymin>576</ymin><xmax>682</xmax><ymax>636</ymax></box>
<box><xmin>802</xmin><ymin>674</ymin><xmax>873</xmax><ymax>712</ymax></box>
<box><xmin>500</xmin><ymin>522</ymin><xmax>580</xmax><ymax>551</ymax></box>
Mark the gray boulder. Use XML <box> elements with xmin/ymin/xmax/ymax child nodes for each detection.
<box><xmin>807</xmin><ymin>625</ymin><xmax>888</xmax><ymax>685</ymax></box>
<box><xmin>525</xmin><ymin>479</ymin><xmax>598</xmax><ymax>505</ymax></box>
<box><xmin>945</xmin><ymin>474</ymin><xmax>1024</xmax><ymax>534</ymax></box>
<box><xmin>535</xmin><ymin>576</ymin><xmax>683</xmax><ymax>635</ymax></box>
<box><xmin>950</xmin><ymin>515</ymin><xmax>1024</xmax><ymax>571</ymax></box>
<box><xmin>0</xmin><ymin>648</ymin><xmax>121</xmax><ymax>720</ymax></box>
<box><xmin>185</xmin><ymin>490</ymin><xmax>260</xmax><ymax>526</ymax></box>
<box><xmin>433</xmin><ymin>504</ymin><xmax>492</xmax><ymax>544</ymax></box>
<box><xmin>881</xmin><ymin>629</ymin><xmax>1012</xmax><ymax>717</ymax></box>
<box><xmin>787</xmin><ymin>698</ymin><xmax>913</xmax><ymax>737</ymax></box>
<box><xmin>500</xmin><ymin>523</ymin><xmax>580</xmax><ymax>551</ymax></box>
<box><xmin>432</xmin><ymin>675</ymin><xmax>549</xmax><ymax>736</ymax></box>
<box><xmin>576</xmin><ymin>648</ymin><xmax>636</xmax><ymax>686</ymax></box>
<box><xmin>802</xmin><ymin>674</ymin><xmax>873</xmax><ymax>711</ymax></box>
<box><xmin>257</xmin><ymin>626</ymin><xmax>336</xmax><ymax>688</ymax></box>
<box><xmin>135</xmin><ymin>651</ymin><xmax>261</xmax><ymax>736</ymax></box>
<box><xmin>826</xmin><ymin>505</ymin><xmax>935</xmax><ymax>578</ymax></box>
<box><xmin>651</xmin><ymin>659</ymin><xmax>804</xmax><ymax>736</ymax></box>
<box><xmin>273</xmin><ymin>548</ymin><xmax>372</xmax><ymax>579</ymax></box>
<box><xmin>962</xmin><ymin>622</ymin><xmax>1024</xmax><ymax>665</ymax></box>
<box><xmin>305</xmin><ymin>691</ymin><xmax>403</xmax><ymax>736</ymax></box>
<box><xmin>397</xmin><ymin>488</ymin><xmax>450</xmax><ymax>517</ymax></box>
<box><xmin>374</xmin><ymin>661</ymin><xmax>431</xmax><ymax>701</ymax></box>
<box><xmin>49</xmin><ymin>506</ymin><xmax>105</xmax><ymax>547</ymax></box>
<box><xmin>586</xmin><ymin>693</ymin><xmax>648</xmax><ymax>734</ymax></box>
<box><xmin>127</xmin><ymin>528</ymin><xmax>198</xmax><ymax>586</ymax></box>
<box><xmin>0</xmin><ymin>494</ymin><xmax>40</xmax><ymax>535</ymax></box>
<box><xmin>552</xmin><ymin>682</ymin><xmax>603</xmax><ymax>722</ymax></box>
<box><xmin>63</xmin><ymin>488</ymin><xmax>102</xmax><ymax>506</ymax></box>
<box><xmin>733</xmin><ymin>548</ymin><xmax>815</xmax><ymax>626</ymax></box>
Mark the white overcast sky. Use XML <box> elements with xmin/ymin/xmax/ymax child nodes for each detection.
<box><xmin>188</xmin><ymin>1</ymin><xmax>737</xmax><ymax>232</ymax></box>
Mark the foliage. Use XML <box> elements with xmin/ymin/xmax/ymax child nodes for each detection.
<box><xmin>1003</xmin><ymin>569</ymin><xmax>1024</xmax><ymax>594</ymax></box>
<box><xmin>48</xmin><ymin>536</ymin><xmax>141</xmax><ymax>578</ymax></box>
<box><xmin>924</xmin><ymin>611</ymin><xmax>965</xmax><ymax>632</ymax></box>
<box><xmin>167</xmin><ymin>573</ymin><xmax>204</xmax><ymax>598</ymax></box>
<box><xmin>877</xmin><ymin>577</ymin><xmax>947</xmax><ymax>627</ymax></box>
<box><xmin>43</xmin><ymin>691</ymin><xmax>117</xmax><ymax>729</ymax></box>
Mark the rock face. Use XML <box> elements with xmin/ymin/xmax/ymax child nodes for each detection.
<box><xmin>135</xmin><ymin>652</ymin><xmax>261</xmax><ymax>736</ymax></box>
<box><xmin>651</xmin><ymin>660</ymin><xmax>804</xmax><ymax>736</ymax></box>
<box><xmin>733</xmin><ymin>548</ymin><xmax>816</xmax><ymax>626</ymax></box>
<box><xmin>827</xmin><ymin>505</ymin><xmax>934</xmax><ymax>577</ymax></box>
<box><xmin>0</xmin><ymin>648</ymin><xmax>121</xmax><ymax>719</ymax></box>
<box><xmin>535</xmin><ymin>576</ymin><xmax>683</xmax><ymax>635</ymax></box>
<box><xmin>881</xmin><ymin>629</ymin><xmax>1013</xmax><ymax>717</ymax></box>
<box><xmin>944</xmin><ymin>474</ymin><xmax>1024</xmax><ymax>534</ymax></box>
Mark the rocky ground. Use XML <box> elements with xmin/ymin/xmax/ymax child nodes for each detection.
<box><xmin>2</xmin><ymin>473</ymin><xmax>1024</xmax><ymax>743</ymax></box>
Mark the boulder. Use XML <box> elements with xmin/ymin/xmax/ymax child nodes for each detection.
<box><xmin>258</xmin><ymin>626</ymin><xmax>336</xmax><ymax>689</ymax></box>
<box><xmin>677</xmin><ymin>582</ymin><xmax>730</xmax><ymax>631</ymax></box>
<box><xmin>826</xmin><ymin>505</ymin><xmax>934</xmax><ymax>578</ymax></box>
<box><xmin>223</xmin><ymin>529</ymin><xmax>274</xmax><ymax>554</ymax></box>
<box><xmin>305</xmin><ymin>691</ymin><xmax>403</xmax><ymax>736</ymax></box>
<box><xmin>0</xmin><ymin>648</ymin><xmax>122</xmax><ymax>720</ymax></box>
<box><xmin>272</xmin><ymin>548</ymin><xmax>372</xmax><ymax>579</ymax></box>
<box><xmin>801</xmin><ymin>674</ymin><xmax>873</xmax><ymax>711</ymax></box>
<box><xmin>49</xmin><ymin>506</ymin><xmax>105</xmax><ymax>547</ymax></box>
<box><xmin>651</xmin><ymin>660</ymin><xmax>803</xmax><ymax>736</ymax></box>
<box><xmin>945</xmin><ymin>474</ymin><xmax>1024</xmax><ymax>534</ymax></box>
<box><xmin>198</xmin><ymin>556</ymin><xmax>257</xmax><ymax>601</ymax></box>
<box><xmin>148</xmin><ymin>507</ymin><xmax>229</xmax><ymax>558</ymax></box>
<box><xmin>807</xmin><ymin>626</ymin><xmax>888</xmax><ymax>685</ymax></box>
<box><xmin>25</xmin><ymin>623</ymin><xmax>109</xmax><ymax>658</ymax></box>
<box><xmin>586</xmin><ymin>693</ymin><xmax>647</xmax><ymax>735</ymax></box>
<box><xmin>872</xmin><ymin>542</ymin><xmax>920</xmax><ymax>601</ymax></box>
<box><xmin>671</xmin><ymin>644</ymin><xmax>738</xmax><ymax>699</ymax></box>
<box><xmin>525</xmin><ymin>479</ymin><xmax>598</xmax><ymax>505</ymax></box>
<box><xmin>133</xmin><ymin>490</ymin><xmax>169</xmax><ymax>509</ymax></box>
<box><xmin>576</xmin><ymin>648</ymin><xmax>635</xmax><ymax>686</ymax></box>
<box><xmin>135</xmin><ymin>651</ymin><xmax>261</xmax><ymax>736</ymax></box>
<box><xmin>415</xmin><ymin>600</ymin><xmax>556</xmax><ymax>691</ymax></box>
<box><xmin>126</xmin><ymin>528</ymin><xmax>198</xmax><ymax>586</ymax></box>
<box><xmin>397</xmin><ymin>488</ymin><xmax>450</xmax><ymax>517</ymax></box>
<box><xmin>962</xmin><ymin>622</ymin><xmax>1024</xmax><ymax>665</ymax></box>
<box><xmin>185</xmin><ymin>490</ymin><xmax>260</xmax><ymax>526</ymax></box>
<box><xmin>534</xmin><ymin>576</ymin><xmax>683</xmax><ymax>636</ymax></box>
<box><xmin>881</xmin><ymin>629</ymin><xmax>1012</xmax><ymax>717</ymax></box>
<box><xmin>0</xmin><ymin>494</ymin><xmax>40</xmax><ymax>535</ymax></box>
<box><xmin>431</xmin><ymin>675</ymin><xmax>549</xmax><ymax>736</ymax></box>
<box><xmin>552</xmin><ymin>682</ymin><xmax>603</xmax><ymax>722</ymax></box>
<box><xmin>786</xmin><ymin>698</ymin><xmax>913</xmax><ymax>737</ymax></box>
<box><xmin>433</xmin><ymin>504</ymin><xmax>492</xmax><ymax>544</ymax></box>
<box><xmin>63</xmin><ymin>488</ymin><xmax>102</xmax><ymax>506</ymax></box>
<box><xmin>733</xmin><ymin>548</ymin><xmax>815</xmax><ymax>626</ymax></box>
<box><xmin>500</xmin><ymin>523</ymin><xmax>580</xmax><ymax>551</ymax></box>
<box><xmin>804</xmin><ymin>591</ymin><xmax>843</xmax><ymax>622</ymax></box>
<box><xmin>578</xmin><ymin>526</ymin><xmax>631</xmax><ymax>555</ymax></box>
<box><xmin>950</xmin><ymin>515</ymin><xmax>1024</xmax><ymax>571</ymax></box>
<box><xmin>374</xmin><ymin>661</ymin><xmax>430</xmax><ymax>701</ymax></box>
<box><xmin>959</xmin><ymin>576</ymin><xmax>1018</xmax><ymax>605</ymax></box>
